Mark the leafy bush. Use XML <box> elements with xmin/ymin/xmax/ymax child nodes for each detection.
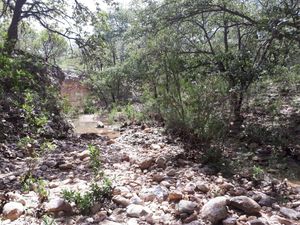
<box><xmin>201</xmin><ymin>146</ymin><xmax>232</xmax><ymax>175</ymax></box>
<box><xmin>83</xmin><ymin>97</ymin><xmax>99</xmax><ymax>114</ymax></box>
<box><xmin>20</xmin><ymin>174</ymin><xmax>49</xmax><ymax>202</ymax></box>
<box><xmin>88</xmin><ymin>144</ymin><xmax>102</xmax><ymax>176</ymax></box>
<box><xmin>42</xmin><ymin>215</ymin><xmax>56</xmax><ymax>225</ymax></box>
<box><xmin>251</xmin><ymin>165</ymin><xmax>264</xmax><ymax>181</ymax></box>
<box><xmin>59</xmin><ymin>97</ymin><xmax>79</xmax><ymax>118</ymax></box>
<box><xmin>243</xmin><ymin>124</ymin><xmax>289</xmax><ymax>147</ymax></box>
<box><xmin>108</xmin><ymin>103</ymin><xmax>143</xmax><ymax>123</ymax></box>
<box><xmin>61</xmin><ymin>179</ymin><xmax>112</xmax><ymax>215</ymax></box>
<box><xmin>155</xmin><ymin>75</ymin><xmax>228</xmax><ymax>143</ymax></box>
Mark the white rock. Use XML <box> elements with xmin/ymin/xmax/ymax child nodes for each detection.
<box><xmin>126</xmin><ymin>204</ymin><xmax>150</xmax><ymax>218</ymax></box>
<box><xmin>78</xmin><ymin>150</ymin><xmax>90</xmax><ymax>160</ymax></box>
<box><xmin>151</xmin><ymin>144</ymin><xmax>161</xmax><ymax>150</ymax></box>
<box><xmin>3</xmin><ymin>202</ymin><xmax>24</xmax><ymax>221</ymax></box>
<box><xmin>7</xmin><ymin>192</ymin><xmax>26</xmax><ymax>206</ymax></box>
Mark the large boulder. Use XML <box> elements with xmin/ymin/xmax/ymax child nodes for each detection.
<box><xmin>229</xmin><ymin>196</ymin><xmax>261</xmax><ymax>215</ymax></box>
<box><xmin>280</xmin><ymin>207</ymin><xmax>300</xmax><ymax>220</ymax></box>
<box><xmin>201</xmin><ymin>196</ymin><xmax>228</xmax><ymax>224</ymax></box>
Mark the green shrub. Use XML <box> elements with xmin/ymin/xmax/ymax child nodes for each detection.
<box><xmin>88</xmin><ymin>144</ymin><xmax>102</xmax><ymax>176</ymax></box>
<box><xmin>59</xmin><ymin>97</ymin><xmax>79</xmax><ymax>118</ymax></box>
<box><xmin>20</xmin><ymin>174</ymin><xmax>49</xmax><ymax>202</ymax></box>
<box><xmin>243</xmin><ymin>124</ymin><xmax>289</xmax><ymax>147</ymax></box>
<box><xmin>108</xmin><ymin>103</ymin><xmax>143</xmax><ymax>123</ymax></box>
<box><xmin>42</xmin><ymin>215</ymin><xmax>56</xmax><ymax>225</ymax></box>
<box><xmin>251</xmin><ymin>165</ymin><xmax>264</xmax><ymax>181</ymax></box>
<box><xmin>83</xmin><ymin>97</ymin><xmax>99</xmax><ymax>114</ymax></box>
<box><xmin>61</xmin><ymin>179</ymin><xmax>112</xmax><ymax>215</ymax></box>
<box><xmin>157</xmin><ymin>75</ymin><xmax>228</xmax><ymax>143</ymax></box>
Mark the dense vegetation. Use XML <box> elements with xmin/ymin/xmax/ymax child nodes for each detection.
<box><xmin>84</xmin><ymin>0</ymin><xmax>300</xmax><ymax>145</ymax></box>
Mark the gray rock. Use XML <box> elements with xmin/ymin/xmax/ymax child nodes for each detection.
<box><xmin>269</xmin><ymin>215</ymin><xmax>298</xmax><ymax>225</ymax></box>
<box><xmin>166</xmin><ymin>169</ymin><xmax>176</xmax><ymax>176</ymax></box>
<box><xmin>201</xmin><ymin>196</ymin><xmax>228</xmax><ymax>224</ymax></box>
<box><xmin>59</xmin><ymin>163</ymin><xmax>73</xmax><ymax>170</ymax></box>
<box><xmin>139</xmin><ymin>186</ymin><xmax>168</xmax><ymax>203</ymax></box>
<box><xmin>253</xmin><ymin>193</ymin><xmax>274</xmax><ymax>207</ymax></box>
<box><xmin>155</xmin><ymin>156</ymin><xmax>167</xmax><ymax>169</ymax></box>
<box><xmin>248</xmin><ymin>218</ymin><xmax>269</xmax><ymax>225</ymax></box>
<box><xmin>45</xmin><ymin>160</ymin><xmax>57</xmax><ymax>168</ymax></box>
<box><xmin>152</xmin><ymin>173</ymin><xmax>165</xmax><ymax>182</ymax></box>
<box><xmin>229</xmin><ymin>196</ymin><xmax>261</xmax><ymax>215</ymax></box>
<box><xmin>178</xmin><ymin>200</ymin><xmax>197</xmax><ymax>214</ymax></box>
<box><xmin>280</xmin><ymin>207</ymin><xmax>300</xmax><ymax>220</ymax></box>
<box><xmin>196</xmin><ymin>182</ymin><xmax>210</xmax><ymax>193</ymax></box>
<box><xmin>3</xmin><ymin>202</ymin><xmax>24</xmax><ymax>221</ymax></box>
<box><xmin>126</xmin><ymin>204</ymin><xmax>150</xmax><ymax>218</ymax></box>
<box><xmin>151</xmin><ymin>185</ymin><xmax>169</xmax><ymax>201</ymax></box>
<box><xmin>222</xmin><ymin>217</ymin><xmax>237</xmax><ymax>225</ymax></box>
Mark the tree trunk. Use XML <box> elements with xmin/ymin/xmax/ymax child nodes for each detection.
<box><xmin>4</xmin><ymin>0</ymin><xmax>27</xmax><ymax>54</ymax></box>
<box><xmin>228</xmin><ymin>75</ymin><xmax>244</xmax><ymax>134</ymax></box>
<box><xmin>230</xmin><ymin>90</ymin><xmax>243</xmax><ymax>122</ymax></box>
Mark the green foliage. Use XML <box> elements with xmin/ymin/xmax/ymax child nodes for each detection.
<box><xmin>0</xmin><ymin>54</ymin><xmax>33</xmax><ymax>93</ymax></box>
<box><xmin>31</xmin><ymin>30</ymin><xmax>68</xmax><ymax>64</ymax></box>
<box><xmin>201</xmin><ymin>146</ymin><xmax>232</xmax><ymax>175</ymax></box>
<box><xmin>108</xmin><ymin>104</ymin><xmax>143</xmax><ymax>123</ymax></box>
<box><xmin>156</xmin><ymin>75</ymin><xmax>228</xmax><ymax>142</ymax></box>
<box><xmin>42</xmin><ymin>215</ymin><xmax>56</xmax><ymax>225</ymax></box>
<box><xmin>243</xmin><ymin>123</ymin><xmax>289</xmax><ymax>147</ymax></box>
<box><xmin>62</xmin><ymin>142</ymin><xmax>112</xmax><ymax>215</ymax></box>
<box><xmin>40</xmin><ymin>141</ymin><xmax>57</xmax><ymax>154</ymax></box>
<box><xmin>61</xmin><ymin>179</ymin><xmax>112</xmax><ymax>215</ymax></box>
<box><xmin>59</xmin><ymin>97</ymin><xmax>79</xmax><ymax>118</ymax></box>
<box><xmin>87</xmin><ymin>66</ymin><xmax>131</xmax><ymax>105</ymax></box>
<box><xmin>0</xmin><ymin>52</ymin><xmax>71</xmax><ymax>141</ymax></box>
<box><xmin>20</xmin><ymin>174</ymin><xmax>49</xmax><ymax>201</ymax></box>
<box><xmin>251</xmin><ymin>165</ymin><xmax>264</xmax><ymax>181</ymax></box>
<box><xmin>22</xmin><ymin>90</ymin><xmax>49</xmax><ymax>132</ymax></box>
<box><xmin>83</xmin><ymin>97</ymin><xmax>99</xmax><ymax>114</ymax></box>
<box><xmin>88</xmin><ymin>144</ymin><xmax>102</xmax><ymax>176</ymax></box>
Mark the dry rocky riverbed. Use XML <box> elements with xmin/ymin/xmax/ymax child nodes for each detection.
<box><xmin>1</xmin><ymin>115</ymin><xmax>300</xmax><ymax>225</ymax></box>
